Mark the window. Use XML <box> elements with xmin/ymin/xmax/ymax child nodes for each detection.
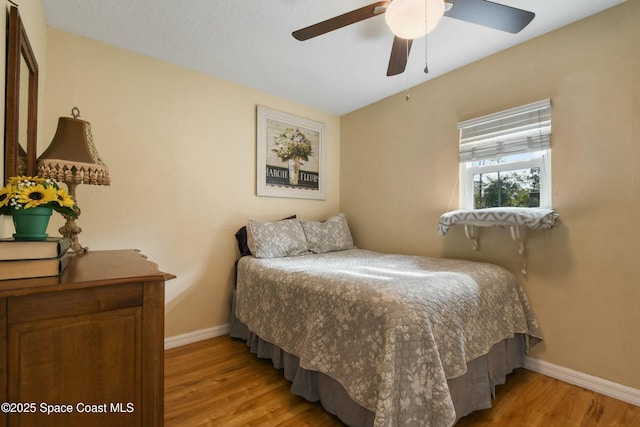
<box><xmin>458</xmin><ymin>99</ymin><xmax>551</xmax><ymax>209</ymax></box>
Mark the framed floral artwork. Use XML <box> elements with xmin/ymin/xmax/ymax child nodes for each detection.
<box><xmin>256</xmin><ymin>106</ymin><xmax>326</xmax><ymax>200</ymax></box>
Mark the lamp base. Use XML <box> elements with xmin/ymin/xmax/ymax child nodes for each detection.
<box><xmin>60</xmin><ymin>214</ymin><xmax>88</xmax><ymax>254</ymax></box>
<box><xmin>58</xmin><ymin>181</ymin><xmax>88</xmax><ymax>254</ymax></box>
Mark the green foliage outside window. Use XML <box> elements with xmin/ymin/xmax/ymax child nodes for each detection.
<box><xmin>473</xmin><ymin>168</ymin><xmax>540</xmax><ymax>208</ymax></box>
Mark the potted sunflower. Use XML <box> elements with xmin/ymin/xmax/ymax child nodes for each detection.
<box><xmin>0</xmin><ymin>176</ymin><xmax>77</xmax><ymax>240</ymax></box>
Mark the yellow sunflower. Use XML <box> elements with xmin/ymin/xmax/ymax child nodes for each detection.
<box><xmin>15</xmin><ymin>183</ymin><xmax>58</xmax><ymax>209</ymax></box>
<box><xmin>0</xmin><ymin>184</ymin><xmax>15</xmax><ymax>208</ymax></box>
<box><xmin>55</xmin><ymin>188</ymin><xmax>76</xmax><ymax>208</ymax></box>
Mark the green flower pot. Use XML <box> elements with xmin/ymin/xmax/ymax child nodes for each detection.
<box><xmin>12</xmin><ymin>206</ymin><xmax>53</xmax><ymax>241</ymax></box>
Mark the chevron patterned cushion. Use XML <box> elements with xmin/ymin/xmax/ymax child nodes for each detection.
<box><xmin>438</xmin><ymin>207</ymin><xmax>558</xmax><ymax>235</ymax></box>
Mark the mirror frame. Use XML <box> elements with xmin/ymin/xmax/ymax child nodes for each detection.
<box><xmin>4</xmin><ymin>6</ymin><xmax>39</xmax><ymax>180</ymax></box>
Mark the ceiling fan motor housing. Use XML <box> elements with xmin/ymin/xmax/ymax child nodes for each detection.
<box><xmin>385</xmin><ymin>0</ymin><xmax>446</xmax><ymax>39</ymax></box>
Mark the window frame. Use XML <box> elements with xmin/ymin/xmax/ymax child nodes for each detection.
<box><xmin>457</xmin><ymin>99</ymin><xmax>552</xmax><ymax>210</ymax></box>
<box><xmin>459</xmin><ymin>147</ymin><xmax>552</xmax><ymax>210</ymax></box>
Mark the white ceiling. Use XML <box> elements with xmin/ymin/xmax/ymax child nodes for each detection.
<box><xmin>41</xmin><ymin>0</ymin><xmax>626</xmax><ymax>116</ymax></box>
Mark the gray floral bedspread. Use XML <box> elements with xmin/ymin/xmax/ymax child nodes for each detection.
<box><xmin>235</xmin><ymin>249</ymin><xmax>542</xmax><ymax>427</ymax></box>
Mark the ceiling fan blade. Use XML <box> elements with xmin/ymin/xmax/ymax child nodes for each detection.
<box><xmin>292</xmin><ymin>1</ymin><xmax>390</xmax><ymax>41</ymax></box>
<box><xmin>444</xmin><ymin>0</ymin><xmax>535</xmax><ymax>34</ymax></box>
<box><xmin>387</xmin><ymin>36</ymin><xmax>413</xmax><ymax>76</ymax></box>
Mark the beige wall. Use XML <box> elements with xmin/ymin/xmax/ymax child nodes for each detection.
<box><xmin>341</xmin><ymin>0</ymin><xmax>639</xmax><ymax>389</ymax></box>
<box><xmin>40</xmin><ymin>30</ymin><xmax>341</xmax><ymax>338</ymax></box>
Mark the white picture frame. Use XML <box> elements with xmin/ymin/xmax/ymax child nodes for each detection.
<box><xmin>256</xmin><ymin>105</ymin><xmax>326</xmax><ymax>200</ymax></box>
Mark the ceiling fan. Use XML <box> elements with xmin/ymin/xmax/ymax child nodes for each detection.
<box><xmin>292</xmin><ymin>0</ymin><xmax>535</xmax><ymax>76</ymax></box>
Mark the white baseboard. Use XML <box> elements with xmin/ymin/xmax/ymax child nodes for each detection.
<box><xmin>525</xmin><ymin>356</ymin><xmax>640</xmax><ymax>406</ymax></box>
<box><xmin>164</xmin><ymin>323</ymin><xmax>230</xmax><ymax>350</ymax></box>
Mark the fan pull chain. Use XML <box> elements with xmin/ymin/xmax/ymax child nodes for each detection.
<box><xmin>424</xmin><ymin>0</ymin><xmax>429</xmax><ymax>74</ymax></box>
<box><xmin>405</xmin><ymin>39</ymin><xmax>410</xmax><ymax>101</ymax></box>
<box><xmin>424</xmin><ymin>34</ymin><xmax>429</xmax><ymax>73</ymax></box>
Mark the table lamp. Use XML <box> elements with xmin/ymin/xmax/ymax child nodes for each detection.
<box><xmin>37</xmin><ymin>107</ymin><xmax>110</xmax><ymax>253</ymax></box>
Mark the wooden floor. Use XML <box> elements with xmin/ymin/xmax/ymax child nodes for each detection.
<box><xmin>165</xmin><ymin>336</ymin><xmax>640</xmax><ymax>426</ymax></box>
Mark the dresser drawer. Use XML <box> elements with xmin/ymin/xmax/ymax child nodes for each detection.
<box><xmin>7</xmin><ymin>282</ymin><xmax>143</xmax><ymax>324</ymax></box>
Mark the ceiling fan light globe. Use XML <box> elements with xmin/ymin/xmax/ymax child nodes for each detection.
<box><xmin>385</xmin><ymin>0</ymin><xmax>445</xmax><ymax>39</ymax></box>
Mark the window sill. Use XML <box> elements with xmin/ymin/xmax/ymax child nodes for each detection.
<box><xmin>438</xmin><ymin>207</ymin><xmax>558</xmax><ymax>276</ymax></box>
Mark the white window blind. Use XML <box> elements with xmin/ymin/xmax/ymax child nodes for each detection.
<box><xmin>458</xmin><ymin>99</ymin><xmax>551</xmax><ymax>163</ymax></box>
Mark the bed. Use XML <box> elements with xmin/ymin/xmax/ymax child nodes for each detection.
<box><xmin>230</xmin><ymin>214</ymin><xmax>542</xmax><ymax>427</ymax></box>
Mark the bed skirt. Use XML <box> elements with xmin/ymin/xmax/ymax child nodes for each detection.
<box><xmin>229</xmin><ymin>289</ymin><xmax>525</xmax><ymax>426</ymax></box>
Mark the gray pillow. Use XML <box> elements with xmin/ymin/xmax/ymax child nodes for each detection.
<box><xmin>247</xmin><ymin>218</ymin><xmax>310</xmax><ymax>258</ymax></box>
<box><xmin>301</xmin><ymin>213</ymin><xmax>355</xmax><ymax>254</ymax></box>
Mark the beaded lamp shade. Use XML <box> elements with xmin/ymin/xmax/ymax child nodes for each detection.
<box><xmin>37</xmin><ymin>107</ymin><xmax>110</xmax><ymax>186</ymax></box>
<box><xmin>36</xmin><ymin>107</ymin><xmax>110</xmax><ymax>253</ymax></box>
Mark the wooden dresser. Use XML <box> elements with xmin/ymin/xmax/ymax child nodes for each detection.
<box><xmin>0</xmin><ymin>249</ymin><xmax>174</xmax><ymax>427</ymax></box>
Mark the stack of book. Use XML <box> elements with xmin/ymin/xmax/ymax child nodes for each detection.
<box><xmin>0</xmin><ymin>237</ymin><xmax>71</xmax><ymax>280</ymax></box>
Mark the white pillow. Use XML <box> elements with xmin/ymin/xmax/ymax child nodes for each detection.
<box><xmin>301</xmin><ymin>213</ymin><xmax>355</xmax><ymax>254</ymax></box>
<box><xmin>247</xmin><ymin>218</ymin><xmax>310</xmax><ymax>258</ymax></box>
